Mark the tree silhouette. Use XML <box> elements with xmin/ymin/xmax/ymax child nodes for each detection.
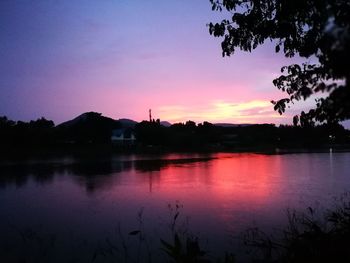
<box><xmin>209</xmin><ymin>0</ymin><xmax>350</xmax><ymax>125</ymax></box>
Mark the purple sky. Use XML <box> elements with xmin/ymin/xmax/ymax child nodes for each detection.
<box><xmin>1</xmin><ymin>0</ymin><xmax>347</xmax><ymax>127</ymax></box>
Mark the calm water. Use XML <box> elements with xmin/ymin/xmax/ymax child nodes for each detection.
<box><xmin>0</xmin><ymin>152</ymin><xmax>350</xmax><ymax>262</ymax></box>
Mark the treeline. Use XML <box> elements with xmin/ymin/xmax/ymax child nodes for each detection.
<box><xmin>135</xmin><ymin>120</ymin><xmax>350</xmax><ymax>151</ymax></box>
<box><xmin>0</xmin><ymin>116</ymin><xmax>55</xmax><ymax>147</ymax></box>
<box><xmin>1</xmin><ymin>114</ymin><xmax>350</xmax><ymax>154</ymax></box>
<box><xmin>0</xmin><ymin>113</ymin><xmax>120</xmax><ymax>152</ymax></box>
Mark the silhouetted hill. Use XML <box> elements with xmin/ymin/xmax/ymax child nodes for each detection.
<box><xmin>160</xmin><ymin>121</ymin><xmax>172</xmax><ymax>127</ymax></box>
<box><xmin>214</xmin><ymin>123</ymin><xmax>253</xmax><ymax>127</ymax></box>
<box><xmin>56</xmin><ymin>112</ymin><xmax>121</xmax><ymax>143</ymax></box>
<box><xmin>58</xmin><ymin>112</ymin><xmax>115</xmax><ymax>127</ymax></box>
<box><xmin>118</xmin><ymin>118</ymin><xmax>138</xmax><ymax>128</ymax></box>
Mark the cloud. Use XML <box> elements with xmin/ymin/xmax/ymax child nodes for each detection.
<box><xmin>157</xmin><ymin>100</ymin><xmax>288</xmax><ymax>124</ymax></box>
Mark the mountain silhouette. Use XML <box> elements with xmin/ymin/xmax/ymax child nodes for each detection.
<box><xmin>118</xmin><ymin>118</ymin><xmax>138</xmax><ymax>128</ymax></box>
<box><xmin>214</xmin><ymin>123</ymin><xmax>253</xmax><ymax>127</ymax></box>
<box><xmin>57</xmin><ymin>112</ymin><xmax>117</xmax><ymax>127</ymax></box>
<box><xmin>56</xmin><ymin>112</ymin><xmax>121</xmax><ymax>143</ymax></box>
<box><xmin>160</xmin><ymin>121</ymin><xmax>172</xmax><ymax>127</ymax></box>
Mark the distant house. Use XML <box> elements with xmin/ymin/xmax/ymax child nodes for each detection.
<box><xmin>111</xmin><ymin>128</ymin><xmax>136</xmax><ymax>145</ymax></box>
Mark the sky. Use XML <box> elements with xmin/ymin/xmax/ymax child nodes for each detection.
<box><xmin>0</xmin><ymin>0</ymin><xmax>334</xmax><ymax>126</ymax></box>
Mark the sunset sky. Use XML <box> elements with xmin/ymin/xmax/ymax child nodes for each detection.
<box><xmin>0</xmin><ymin>0</ymin><xmax>329</xmax><ymax>125</ymax></box>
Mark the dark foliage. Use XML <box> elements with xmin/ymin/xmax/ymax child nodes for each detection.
<box><xmin>1</xmin><ymin>114</ymin><xmax>350</xmax><ymax>157</ymax></box>
<box><xmin>244</xmin><ymin>193</ymin><xmax>350</xmax><ymax>262</ymax></box>
<box><xmin>0</xmin><ymin>113</ymin><xmax>121</xmax><ymax>156</ymax></box>
<box><xmin>135</xmin><ymin>120</ymin><xmax>350</xmax><ymax>150</ymax></box>
<box><xmin>209</xmin><ymin>0</ymin><xmax>350</xmax><ymax>125</ymax></box>
<box><xmin>0</xmin><ymin>116</ymin><xmax>55</xmax><ymax>147</ymax></box>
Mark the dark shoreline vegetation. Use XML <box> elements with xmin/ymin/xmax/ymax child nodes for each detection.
<box><xmin>155</xmin><ymin>195</ymin><xmax>350</xmax><ymax>263</ymax></box>
<box><xmin>2</xmin><ymin>195</ymin><xmax>350</xmax><ymax>263</ymax></box>
<box><xmin>1</xmin><ymin>112</ymin><xmax>350</xmax><ymax>159</ymax></box>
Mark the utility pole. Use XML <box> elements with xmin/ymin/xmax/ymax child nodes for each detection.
<box><xmin>149</xmin><ymin>109</ymin><xmax>152</xmax><ymax>122</ymax></box>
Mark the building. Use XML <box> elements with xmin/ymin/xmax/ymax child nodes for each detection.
<box><xmin>111</xmin><ymin>128</ymin><xmax>136</xmax><ymax>145</ymax></box>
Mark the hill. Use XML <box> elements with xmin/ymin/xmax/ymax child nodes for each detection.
<box><xmin>118</xmin><ymin>118</ymin><xmax>138</xmax><ymax>128</ymax></box>
<box><xmin>56</xmin><ymin>112</ymin><xmax>121</xmax><ymax>143</ymax></box>
<box><xmin>214</xmin><ymin>123</ymin><xmax>253</xmax><ymax>127</ymax></box>
<box><xmin>160</xmin><ymin>121</ymin><xmax>172</xmax><ymax>127</ymax></box>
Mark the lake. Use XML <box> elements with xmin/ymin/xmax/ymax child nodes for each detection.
<box><xmin>1</xmin><ymin>152</ymin><xmax>350</xmax><ymax>262</ymax></box>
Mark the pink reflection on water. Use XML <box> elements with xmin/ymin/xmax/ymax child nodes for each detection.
<box><xmin>2</xmin><ymin>152</ymin><xmax>350</xmax><ymax>262</ymax></box>
<box><xmin>104</xmin><ymin>153</ymin><xmax>288</xmax><ymax>234</ymax></box>
<box><xmin>102</xmin><ymin>152</ymin><xmax>350</xmax><ymax>236</ymax></box>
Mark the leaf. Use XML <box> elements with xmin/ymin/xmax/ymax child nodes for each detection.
<box><xmin>160</xmin><ymin>238</ymin><xmax>174</xmax><ymax>251</ymax></box>
<box><xmin>174</xmin><ymin>212</ymin><xmax>179</xmax><ymax>221</ymax></box>
<box><xmin>128</xmin><ymin>230</ymin><xmax>140</xmax><ymax>236</ymax></box>
<box><xmin>275</xmin><ymin>44</ymin><xmax>280</xmax><ymax>53</ymax></box>
<box><xmin>174</xmin><ymin>233</ymin><xmax>182</xmax><ymax>251</ymax></box>
<box><xmin>92</xmin><ymin>251</ymin><xmax>97</xmax><ymax>262</ymax></box>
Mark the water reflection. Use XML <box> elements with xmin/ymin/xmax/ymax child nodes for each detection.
<box><xmin>0</xmin><ymin>164</ymin><xmax>57</xmax><ymax>188</ymax></box>
<box><xmin>0</xmin><ymin>154</ymin><xmax>216</xmax><ymax>193</ymax></box>
<box><xmin>0</xmin><ymin>152</ymin><xmax>349</xmax><ymax>262</ymax></box>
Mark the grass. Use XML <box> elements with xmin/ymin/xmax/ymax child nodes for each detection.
<box><xmin>243</xmin><ymin>193</ymin><xmax>350</xmax><ymax>263</ymax></box>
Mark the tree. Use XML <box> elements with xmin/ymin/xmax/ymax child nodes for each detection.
<box><xmin>209</xmin><ymin>0</ymin><xmax>350</xmax><ymax>126</ymax></box>
<box><xmin>29</xmin><ymin>117</ymin><xmax>55</xmax><ymax>129</ymax></box>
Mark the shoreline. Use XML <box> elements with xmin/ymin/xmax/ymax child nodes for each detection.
<box><xmin>1</xmin><ymin>144</ymin><xmax>350</xmax><ymax>164</ymax></box>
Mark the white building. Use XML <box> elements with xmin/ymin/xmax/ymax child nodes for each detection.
<box><xmin>111</xmin><ymin>128</ymin><xmax>136</xmax><ymax>145</ymax></box>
